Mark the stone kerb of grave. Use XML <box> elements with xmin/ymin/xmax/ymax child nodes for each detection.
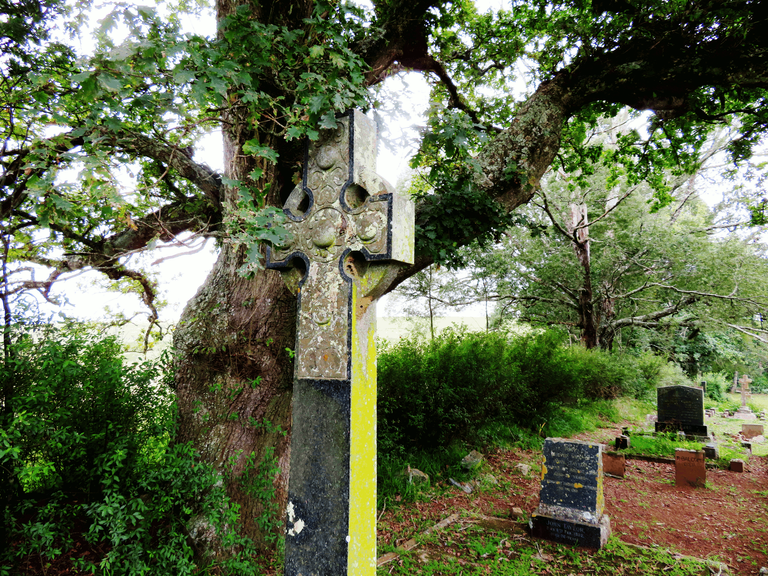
<box><xmin>655</xmin><ymin>385</ymin><xmax>709</xmax><ymax>437</ymax></box>
<box><xmin>267</xmin><ymin>109</ymin><xmax>414</xmax><ymax>576</ymax></box>
<box><xmin>530</xmin><ymin>438</ymin><xmax>611</xmax><ymax>549</ymax></box>
<box><xmin>675</xmin><ymin>448</ymin><xmax>706</xmax><ymax>488</ymax></box>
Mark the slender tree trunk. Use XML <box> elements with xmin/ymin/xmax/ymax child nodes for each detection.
<box><xmin>568</xmin><ymin>202</ymin><xmax>599</xmax><ymax>348</ymax></box>
<box><xmin>0</xmin><ymin>235</ymin><xmax>14</xmax><ymax>554</ymax></box>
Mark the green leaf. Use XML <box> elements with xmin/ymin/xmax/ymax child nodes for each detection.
<box><xmin>97</xmin><ymin>74</ymin><xmax>122</xmax><ymax>92</ymax></box>
<box><xmin>242</xmin><ymin>140</ymin><xmax>279</xmax><ymax>163</ymax></box>
<box><xmin>319</xmin><ymin>112</ymin><xmax>337</xmax><ymax>130</ymax></box>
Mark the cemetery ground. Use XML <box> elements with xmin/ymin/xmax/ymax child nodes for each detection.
<box><xmin>372</xmin><ymin>395</ymin><xmax>768</xmax><ymax>576</ymax></box>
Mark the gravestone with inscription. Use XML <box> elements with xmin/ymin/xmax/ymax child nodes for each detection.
<box><xmin>267</xmin><ymin>110</ymin><xmax>414</xmax><ymax>576</ymax></box>
<box><xmin>655</xmin><ymin>385</ymin><xmax>709</xmax><ymax>437</ymax></box>
<box><xmin>530</xmin><ymin>439</ymin><xmax>611</xmax><ymax>549</ymax></box>
<box><xmin>675</xmin><ymin>448</ymin><xmax>706</xmax><ymax>487</ymax></box>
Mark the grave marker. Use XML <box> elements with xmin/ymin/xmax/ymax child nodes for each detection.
<box><xmin>742</xmin><ymin>423</ymin><xmax>764</xmax><ymax>439</ymax></box>
<box><xmin>603</xmin><ymin>451</ymin><xmax>626</xmax><ymax>478</ymax></box>
<box><xmin>734</xmin><ymin>374</ymin><xmax>756</xmax><ymax>420</ymax></box>
<box><xmin>675</xmin><ymin>449</ymin><xmax>706</xmax><ymax>488</ymax></box>
<box><xmin>267</xmin><ymin>110</ymin><xmax>414</xmax><ymax>576</ymax></box>
<box><xmin>655</xmin><ymin>385</ymin><xmax>709</xmax><ymax>437</ymax></box>
<box><xmin>530</xmin><ymin>439</ymin><xmax>611</xmax><ymax>549</ymax></box>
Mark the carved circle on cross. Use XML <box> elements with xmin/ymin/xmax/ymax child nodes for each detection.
<box><xmin>304</xmin><ymin>206</ymin><xmax>346</xmax><ymax>262</ymax></box>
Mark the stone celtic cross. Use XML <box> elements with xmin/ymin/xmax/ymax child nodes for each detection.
<box><xmin>739</xmin><ymin>374</ymin><xmax>752</xmax><ymax>408</ymax></box>
<box><xmin>267</xmin><ymin>110</ymin><xmax>414</xmax><ymax>576</ymax></box>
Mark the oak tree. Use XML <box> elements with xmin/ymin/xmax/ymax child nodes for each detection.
<box><xmin>3</xmin><ymin>0</ymin><xmax>768</xmax><ymax>552</ymax></box>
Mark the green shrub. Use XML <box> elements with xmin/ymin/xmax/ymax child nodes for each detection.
<box><xmin>656</xmin><ymin>362</ymin><xmax>694</xmax><ymax>387</ymax></box>
<box><xmin>0</xmin><ymin>323</ymin><xmax>266</xmax><ymax>575</ymax></box>
<box><xmin>701</xmin><ymin>371</ymin><xmax>728</xmax><ymax>402</ymax></box>
<box><xmin>377</xmin><ymin>328</ymin><xmax>579</xmax><ymax>452</ymax></box>
<box><xmin>0</xmin><ymin>323</ymin><xmax>169</xmax><ymax>498</ymax></box>
<box><xmin>752</xmin><ymin>374</ymin><xmax>768</xmax><ymax>394</ymax></box>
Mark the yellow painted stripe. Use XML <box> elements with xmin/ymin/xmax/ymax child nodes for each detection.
<box><xmin>347</xmin><ymin>282</ymin><xmax>377</xmax><ymax>575</ymax></box>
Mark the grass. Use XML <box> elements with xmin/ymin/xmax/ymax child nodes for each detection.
<box><xmin>377</xmin><ymin>520</ymin><xmax>718</xmax><ymax>575</ymax></box>
<box><xmin>623</xmin><ymin>433</ymin><xmax>704</xmax><ymax>458</ymax></box>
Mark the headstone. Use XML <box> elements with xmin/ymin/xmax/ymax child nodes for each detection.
<box><xmin>742</xmin><ymin>423</ymin><xmax>764</xmax><ymax>439</ymax></box>
<box><xmin>675</xmin><ymin>449</ymin><xmax>706</xmax><ymax>488</ymax></box>
<box><xmin>614</xmin><ymin>435</ymin><xmax>630</xmax><ymax>450</ymax></box>
<box><xmin>703</xmin><ymin>443</ymin><xmax>719</xmax><ymax>460</ymax></box>
<box><xmin>530</xmin><ymin>439</ymin><xmax>611</xmax><ymax>549</ymax></box>
<box><xmin>603</xmin><ymin>451</ymin><xmax>626</xmax><ymax>478</ymax></box>
<box><xmin>741</xmin><ymin>441</ymin><xmax>752</xmax><ymax>454</ymax></box>
<box><xmin>734</xmin><ymin>375</ymin><xmax>756</xmax><ymax>420</ymax></box>
<box><xmin>700</xmin><ymin>381</ymin><xmax>707</xmax><ymax>395</ymax></box>
<box><xmin>655</xmin><ymin>386</ymin><xmax>709</xmax><ymax>437</ymax></box>
<box><xmin>729</xmin><ymin>459</ymin><xmax>745</xmax><ymax>473</ymax></box>
<box><xmin>267</xmin><ymin>110</ymin><xmax>414</xmax><ymax>576</ymax></box>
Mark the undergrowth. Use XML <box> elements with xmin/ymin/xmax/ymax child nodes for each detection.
<box><xmin>376</xmin><ymin>328</ymin><xmax>661</xmax><ymax>508</ymax></box>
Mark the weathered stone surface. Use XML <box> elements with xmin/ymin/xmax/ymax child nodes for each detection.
<box><xmin>511</xmin><ymin>506</ymin><xmax>526</xmax><ymax>519</ymax></box>
<box><xmin>406</xmin><ymin>467</ymin><xmax>429</xmax><ymax>484</ymax></box>
<box><xmin>603</xmin><ymin>451</ymin><xmax>626</xmax><ymax>478</ymax></box>
<box><xmin>514</xmin><ymin>463</ymin><xmax>531</xmax><ymax>476</ymax></box>
<box><xmin>741</xmin><ymin>441</ymin><xmax>752</xmax><ymax>453</ymax></box>
<box><xmin>614</xmin><ymin>435</ymin><xmax>630</xmax><ymax>450</ymax></box>
<box><xmin>530</xmin><ymin>514</ymin><xmax>611</xmax><ymax>549</ymax></box>
<box><xmin>729</xmin><ymin>459</ymin><xmax>745</xmax><ymax>472</ymax></box>
<box><xmin>742</xmin><ymin>423</ymin><xmax>764</xmax><ymax>439</ymax></box>
<box><xmin>675</xmin><ymin>448</ymin><xmax>706</xmax><ymax>488</ymax></box>
<box><xmin>531</xmin><ymin>439</ymin><xmax>610</xmax><ymax>549</ymax></box>
<box><xmin>539</xmin><ymin>439</ymin><xmax>603</xmax><ymax>519</ymax></box>
<box><xmin>703</xmin><ymin>443</ymin><xmax>719</xmax><ymax>460</ymax></box>
<box><xmin>655</xmin><ymin>386</ymin><xmax>709</xmax><ymax>436</ymax></box>
<box><xmin>268</xmin><ymin>110</ymin><xmax>414</xmax><ymax>576</ymax></box>
<box><xmin>461</xmin><ymin>450</ymin><xmax>484</xmax><ymax>470</ymax></box>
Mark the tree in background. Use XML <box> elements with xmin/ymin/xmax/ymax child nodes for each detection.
<box><xmin>4</xmin><ymin>0</ymin><xmax>768</xmax><ymax>552</ymax></box>
<box><xmin>473</xmin><ymin>146</ymin><xmax>768</xmax><ymax>351</ymax></box>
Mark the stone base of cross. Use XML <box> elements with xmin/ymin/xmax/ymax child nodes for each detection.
<box><xmin>267</xmin><ymin>110</ymin><xmax>414</xmax><ymax>575</ymax></box>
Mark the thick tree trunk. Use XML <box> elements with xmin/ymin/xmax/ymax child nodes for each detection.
<box><xmin>174</xmin><ymin>246</ymin><xmax>297</xmax><ymax>549</ymax></box>
<box><xmin>172</xmin><ymin>0</ymin><xmax>315</xmax><ymax>551</ymax></box>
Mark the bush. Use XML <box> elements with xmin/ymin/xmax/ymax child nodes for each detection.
<box><xmin>701</xmin><ymin>371</ymin><xmax>728</xmax><ymax>402</ymax></box>
<box><xmin>378</xmin><ymin>328</ymin><xmax>576</xmax><ymax>452</ymax></box>
<box><xmin>0</xmin><ymin>323</ymin><xmax>169</xmax><ymax>498</ymax></box>
<box><xmin>0</xmin><ymin>323</ymin><xmax>265</xmax><ymax>576</ymax></box>
<box><xmin>377</xmin><ymin>328</ymin><xmax>654</xmax><ymax>454</ymax></box>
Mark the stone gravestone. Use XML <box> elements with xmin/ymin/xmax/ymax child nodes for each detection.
<box><xmin>675</xmin><ymin>449</ymin><xmax>706</xmax><ymax>487</ymax></box>
<box><xmin>655</xmin><ymin>385</ymin><xmax>709</xmax><ymax>437</ymax></box>
<box><xmin>734</xmin><ymin>374</ymin><xmax>756</xmax><ymax>420</ymax></box>
<box><xmin>267</xmin><ymin>110</ymin><xmax>414</xmax><ymax>576</ymax></box>
<box><xmin>742</xmin><ymin>423</ymin><xmax>764</xmax><ymax>439</ymax></box>
<box><xmin>530</xmin><ymin>439</ymin><xmax>611</xmax><ymax>549</ymax></box>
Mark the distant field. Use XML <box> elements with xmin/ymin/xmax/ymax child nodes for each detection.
<box><xmin>376</xmin><ymin>316</ymin><xmax>489</xmax><ymax>342</ymax></box>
